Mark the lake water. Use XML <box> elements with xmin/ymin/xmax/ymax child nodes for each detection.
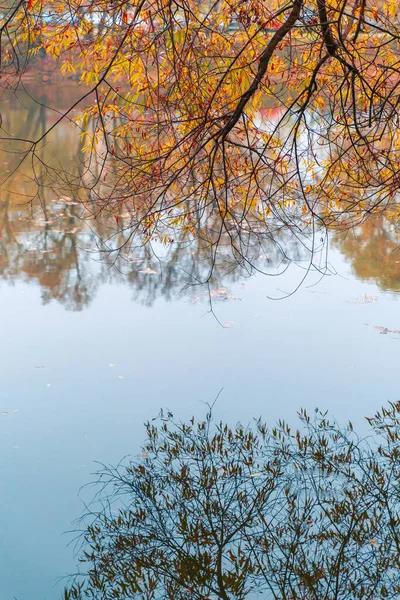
<box><xmin>1</xmin><ymin>74</ymin><xmax>400</xmax><ymax>600</ymax></box>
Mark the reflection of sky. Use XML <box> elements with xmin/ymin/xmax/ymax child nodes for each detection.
<box><xmin>1</xmin><ymin>244</ymin><xmax>400</xmax><ymax>600</ymax></box>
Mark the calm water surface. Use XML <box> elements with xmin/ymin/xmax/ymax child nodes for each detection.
<box><xmin>1</xmin><ymin>75</ymin><xmax>400</xmax><ymax>600</ymax></box>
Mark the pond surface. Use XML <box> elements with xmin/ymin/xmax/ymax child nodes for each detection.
<box><xmin>1</xmin><ymin>73</ymin><xmax>400</xmax><ymax>600</ymax></box>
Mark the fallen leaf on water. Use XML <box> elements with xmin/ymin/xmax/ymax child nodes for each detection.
<box><xmin>139</xmin><ymin>268</ymin><xmax>157</xmax><ymax>275</ymax></box>
<box><xmin>350</xmin><ymin>295</ymin><xmax>378</xmax><ymax>305</ymax></box>
<box><xmin>218</xmin><ymin>321</ymin><xmax>234</xmax><ymax>329</ymax></box>
<box><xmin>365</xmin><ymin>324</ymin><xmax>400</xmax><ymax>335</ymax></box>
<box><xmin>210</xmin><ymin>288</ymin><xmax>241</xmax><ymax>301</ymax></box>
<box><xmin>210</xmin><ymin>288</ymin><xmax>227</xmax><ymax>298</ymax></box>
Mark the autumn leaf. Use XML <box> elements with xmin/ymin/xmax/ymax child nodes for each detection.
<box><xmin>8</xmin><ymin>0</ymin><xmax>400</xmax><ymax>279</ymax></box>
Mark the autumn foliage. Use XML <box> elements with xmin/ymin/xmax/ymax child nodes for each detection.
<box><xmin>3</xmin><ymin>0</ymin><xmax>400</xmax><ymax>266</ymax></box>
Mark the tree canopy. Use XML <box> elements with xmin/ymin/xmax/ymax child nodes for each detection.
<box><xmin>2</xmin><ymin>0</ymin><xmax>400</xmax><ymax>274</ymax></box>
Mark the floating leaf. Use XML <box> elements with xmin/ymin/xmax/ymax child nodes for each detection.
<box><xmin>139</xmin><ymin>268</ymin><xmax>157</xmax><ymax>275</ymax></box>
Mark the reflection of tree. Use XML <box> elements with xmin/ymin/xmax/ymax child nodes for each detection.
<box><xmin>0</xmin><ymin>81</ymin><xmax>321</xmax><ymax>310</ymax></box>
<box><xmin>12</xmin><ymin>81</ymin><xmax>399</xmax><ymax>309</ymax></box>
<box><xmin>0</xmin><ymin>143</ymin><xmax>315</xmax><ymax>310</ymax></box>
<box><xmin>9</xmin><ymin>81</ymin><xmax>400</xmax><ymax>309</ymax></box>
<box><xmin>67</xmin><ymin>405</ymin><xmax>400</xmax><ymax>600</ymax></box>
<box><xmin>336</xmin><ymin>216</ymin><xmax>400</xmax><ymax>292</ymax></box>
<box><xmin>0</xmin><ymin>191</ymin><xmax>314</xmax><ymax>310</ymax></box>
<box><xmin>19</xmin><ymin>225</ymin><xmax>93</xmax><ymax>311</ymax></box>
<box><xmin>0</xmin><ymin>83</ymin><xmax>99</xmax><ymax>309</ymax></box>
<box><xmin>0</xmin><ymin>194</ymin><xmax>97</xmax><ymax>310</ymax></box>
<box><xmin>0</xmin><ymin>81</ymin><xmax>316</xmax><ymax>309</ymax></box>
<box><xmin>119</xmin><ymin>224</ymin><xmax>312</xmax><ymax>307</ymax></box>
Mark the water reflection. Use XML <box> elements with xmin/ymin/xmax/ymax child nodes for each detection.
<box><xmin>336</xmin><ymin>217</ymin><xmax>400</xmax><ymax>294</ymax></box>
<box><xmin>0</xmin><ymin>79</ymin><xmax>318</xmax><ymax>309</ymax></box>
<box><xmin>2</xmin><ymin>77</ymin><xmax>400</xmax><ymax>311</ymax></box>
<box><xmin>0</xmin><ymin>188</ymin><xmax>314</xmax><ymax>310</ymax></box>
<box><xmin>66</xmin><ymin>407</ymin><xmax>400</xmax><ymax>600</ymax></box>
<box><xmin>2</xmin><ymin>69</ymin><xmax>400</xmax><ymax>600</ymax></box>
<box><xmin>2</xmin><ymin>184</ymin><xmax>400</xmax><ymax>310</ymax></box>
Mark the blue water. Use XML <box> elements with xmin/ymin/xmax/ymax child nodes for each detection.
<box><xmin>1</xmin><ymin>80</ymin><xmax>400</xmax><ymax>600</ymax></box>
<box><xmin>1</xmin><ymin>242</ymin><xmax>399</xmax><ymax>600</ymax></box>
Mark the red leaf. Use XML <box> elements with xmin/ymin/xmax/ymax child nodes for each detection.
<box><xmin>27</xmin><ymin>0</ymin><xmax>33</xmax><ymax>9</ymax></box>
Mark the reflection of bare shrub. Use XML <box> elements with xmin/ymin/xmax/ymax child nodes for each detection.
<box><xmin>67</xmin><ymin>404</ymin><xmax>400</xmax><ymax>600</ymax></box>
